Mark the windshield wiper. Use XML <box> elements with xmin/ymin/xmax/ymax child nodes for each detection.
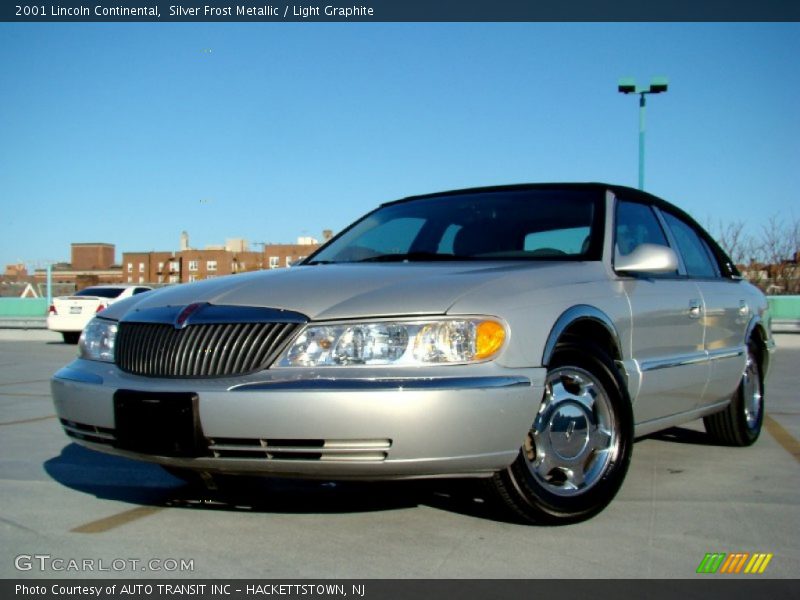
<box><xmin>304</xmin><ymin>259</ymin><xmax>336</xmax><ymax>265</ymax></box>
<box><xmin>355</xmin><ymin>252</ymin><xmax>468</xmax><ymax>263</ymax></box>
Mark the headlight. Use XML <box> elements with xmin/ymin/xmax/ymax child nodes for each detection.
<box><xmin>79</xmin><ymin>318</ymin><xmax>118</xmax><ymax>362</ymax></box>
<box><xmin>277</xmin><ymin>318</ymin><xmax>506</xmax><ymax>367</ymax></box>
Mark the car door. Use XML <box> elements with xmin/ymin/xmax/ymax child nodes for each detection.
<box><xmin>614</xmin><ymin>198</ymin><xmax>709</xmax><ymax>425</ymax></box>
<box><xmin>659</xmin><ymin>210</ymin><xmax>748</xmax><ymax>407</ymax></box>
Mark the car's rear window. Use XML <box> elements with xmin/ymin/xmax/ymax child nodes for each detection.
<box><xmin>75</xmin><ymin>287</ymin><xmax>125</xmax><ymax>298</ymax></box>
<box><xmin>307</xmin><ymin>188</ymin><xmax>604</xmax><ymax>264</ymax></box>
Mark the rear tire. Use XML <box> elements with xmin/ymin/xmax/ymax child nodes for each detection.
<box><xmin>488</xmin><ymin>343</ymin><xmax>633</xmax><ymax>524</ymax></box>
<box><xmin>62</xmin><ymin>332</ymin><xmax>80</xmax><ymax>344</ymax></box>
<box><xmin>703</xmin><ymin>342</ymin><xmax>763</xmax><ymax>447</ymax></box>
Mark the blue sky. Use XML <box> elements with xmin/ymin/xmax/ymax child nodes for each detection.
<box><xmin>1</xmin><ymin>23</ymin><xmax>798</xmax><ymax>268</ymax></box>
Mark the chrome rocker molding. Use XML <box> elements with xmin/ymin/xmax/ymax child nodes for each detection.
<box><xmin>639</xmin><ymin>347</ymin><xmax>745</xmax><ymax>372</ymax></box>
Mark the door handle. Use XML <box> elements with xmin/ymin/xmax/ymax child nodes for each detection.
<box><xmin>688</xmin><ymin>299</ymin><xmax>702</xmax><ymax>319</ymax></box>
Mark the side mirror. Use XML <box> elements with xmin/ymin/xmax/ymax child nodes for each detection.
<box><xmin>615</xmin><ymin>243</ymin><xmax>679</xmax><ymax>274</ymax></box>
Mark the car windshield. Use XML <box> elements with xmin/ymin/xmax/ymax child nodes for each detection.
<box><xmin>305</xmin><ymin>188</ymin><xmax>604</xmax><ymax>264</ymax></box>
<box><xmin>75</xmin><ymin>287</ymin><xmax>125</xmax><ymax>298</ymax></box>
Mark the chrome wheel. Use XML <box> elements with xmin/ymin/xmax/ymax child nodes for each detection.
<box><xmin>742</xmin><ymin>352</ymin><xmax>763</xmax><ymax>430</ymax></box>
<box><xmin>524</xmin><ymin>367</ymin><xmax>619</xmax><ymax>497</ymax></box>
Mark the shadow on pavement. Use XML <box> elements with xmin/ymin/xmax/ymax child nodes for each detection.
<box><xmin>641</xmin><ymin>425</ymin><xmax>716</xmax><ymax>446</ymax></box>
<box><xmin>43</xmin><ymin>443</ymin><xmax>517</xmax><ymax>523</ymax></box>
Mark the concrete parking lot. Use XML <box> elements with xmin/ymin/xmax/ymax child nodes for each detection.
<box><xmin>1</xmin><ymin>330</ymin><xmax>798</xmax><ymax>579</ymax></box>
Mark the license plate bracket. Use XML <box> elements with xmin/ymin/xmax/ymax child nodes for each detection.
<box><xmin>114</xmin><ymin>390</ymin><xmax>205</xmax><ymax>457</ymax></box>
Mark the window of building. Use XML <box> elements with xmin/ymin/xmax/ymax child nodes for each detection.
<box><xmin>157</xmin><ymin>275</ymin><xmax>164</xmax><ymax>283</ymax></box>
<box><xmin>127</xmin><ymin>276</ymin><xmax>133</xmax><ymax>283</ymax></box>
<box><xmin>157</xmin><ymin>262</ymin><xmax>164</xmax><ymax>272</ymax></box>
<box><xmin>127</xmin><ymin>263</ymin><xmax>133</xmax><ymax>273</ymax></box>
<box><xmin>139</xmin><ymin>263</ymin><xmax>145</xmax><ymax>273</ymax></box>
<box><xmin>169</xmin><ymin>275</ymin><xmax>179</xmax><ymax>283</ymax></box>
<box><xmin>188</xmin><ymin>260</ymin><xmax>199</xmax><ymax>272</ymax></box>
<box><xmin>207</xmin><ymin>260</ymin><xmax>217</xmax><ymax>272</ymax></box>
<box><xmin>188</xmin><ymin>274</ymin><xmax>198</xmax><ymax>282</ymax></box>
<box><xmin>169</xmin><ymin>261</ymin><xmax>179</xmax><ymax>272</ymax></box>
<box><xmin>238</xmin><ymin>261</ymin><xmax>245</xmax><ymax>271</ymax></box>
<box><xmin>285</xmin><ymin>257</ymin><xmax>293</xmax><ymax>267</ymax></box>
<box><xmin>269</xmin><ymin>256</ymin><xmax>279</xmax><ymax>269</ymax></box>
<box><xmin>138</xmin><ymin>276</ymin><xmax>144</xmax><ymax>283</ymax></box>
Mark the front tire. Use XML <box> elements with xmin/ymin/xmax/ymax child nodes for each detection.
<box><xmin>489</xmin><ymin>344</ymin><xmax>633</xmax><ymax>524</ymax></box>
<box><xmin>703</xmin><ymin>343</ymin><xmax>763</xmax><ymax>447</ymax></box>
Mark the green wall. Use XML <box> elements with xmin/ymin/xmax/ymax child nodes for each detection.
<box><xmin>0</xmin><ymin>298</ymin><xmax>48</xmax><ymax>317</ymax></box>
<box><xmin>768</xmin><ymin>295</ymin><xmax>800</xmax><ymax>320</ymax></box>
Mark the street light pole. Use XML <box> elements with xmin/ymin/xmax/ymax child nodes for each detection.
<box><xmin>618</xmin><ymin>77</ymin><xmax>668</xmax><ymax>190</ymax></box>
<box><xmin>638</xmin><ymin>93</ymin><xmax>646</xmax><ymax>191</ymax></box>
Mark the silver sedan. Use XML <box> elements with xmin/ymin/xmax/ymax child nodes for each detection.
<box><xmin>51</xmin><ymin>183</ymin><xmax>773</xmax><ymax>524</ymax></box>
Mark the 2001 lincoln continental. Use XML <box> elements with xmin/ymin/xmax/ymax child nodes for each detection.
<box><xmin>51</xmin><ymin>183</ymin><xmax>774</xmax><ymax>524</ymax></box>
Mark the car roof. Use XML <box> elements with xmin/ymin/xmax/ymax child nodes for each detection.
<box><xmin>384</xmin><ymin>182</ymin><xmax>662</xmax><ymax>207</ymax></box>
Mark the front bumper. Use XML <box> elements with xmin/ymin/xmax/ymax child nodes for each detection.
<box><xmin>51</xmin><ymin>360</ymin><xmax>546</xmax><ymax>480</ymax></box>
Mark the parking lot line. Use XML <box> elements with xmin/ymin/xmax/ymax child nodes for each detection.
<box><xmin>70</xmin><ymin>506</ymin><xmax>165</xmax><ymax>534</ymax></box>
<box><xmin>764</xmin><ymin>415</ymin><xmax>800</xmax><ymax>463</ymax></box>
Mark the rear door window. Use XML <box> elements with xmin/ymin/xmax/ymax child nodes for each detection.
<box><xmin>661</xmin><ymin>212</ymin><xmax>720</xmax><ymax>278</ymax></box>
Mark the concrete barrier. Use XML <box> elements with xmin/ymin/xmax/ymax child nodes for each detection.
<box><xmin>0</xmin><ymin>298</ymin><xmax>48</xmax><ymax>329</ymax></box>
<box><xmin>0</xmin><ymin>298</ymin><xmax>47</xmax><ymax>317</ymax></box>
<box><xmin>769</xmin><ymin>295</ymin><xmax>800</xmax><ymax>333</ymax></box>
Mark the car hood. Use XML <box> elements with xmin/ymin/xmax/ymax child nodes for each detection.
<box><xmin>102</xmin><ymin>262</ymin><xmax>606</xmax><ymax>322</ymax></box>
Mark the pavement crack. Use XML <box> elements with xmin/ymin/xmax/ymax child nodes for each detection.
<box><xmin>0</xmin><ymin>516</ymin><xmax>42</xmax><ymax>536</ymax></box>
<box><xmin>0</xmin><ymin>415</ymin><xmax>57</xmax><ymax>426</ymax></box>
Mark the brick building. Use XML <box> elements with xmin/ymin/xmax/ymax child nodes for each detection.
<box><xmin>122</xmin><ymin>249</ymin><xmax>265</xmax><ymax>284</ymax></box>
<box><xmin>71</xmin><ymin>243</ymin><xmax>115</xmax><ymax>270</ymax></box>
<box><xmin>3</xmin><ymin>264</ymin><xmax>28</xmax><ymax>281</ymax></box>
<box><xmin>30</xmin><ymin>233</ymin><xmax>332</xmax><ymax>289</ymax></box>
<box><xmin>262</xmin><ymin>240</ymin><xmax>320</xmax><ymax>270</ymax></box>
<box><xmin>122</xmin><ymin>251</ymin><xmax>175</xmax><ymax>284</ymax></box>
<box><xmin>122</xmin><ymin>231</ymin><xmax>330</xmax><ymax>285</ymax></box>
<box><xmin>33</xmin><ymin>243</ymin><xmax>123</xmax><ymax>289</ymax></box>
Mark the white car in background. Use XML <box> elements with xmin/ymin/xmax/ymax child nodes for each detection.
<box><xmin>47</xmin><ymin>285</ymin><xmax>152</xmax><ymax>344</ymax></box>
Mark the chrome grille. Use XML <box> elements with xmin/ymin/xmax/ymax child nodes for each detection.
<box><xmin>115</xmin><ymin>321</ymin><xmax>300</xmax><ymax>378</ymax></box>
<box><xmin>208</xmin><ymin>438</ymin><xmax>392</xmax><ymax>462</ymax></box>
